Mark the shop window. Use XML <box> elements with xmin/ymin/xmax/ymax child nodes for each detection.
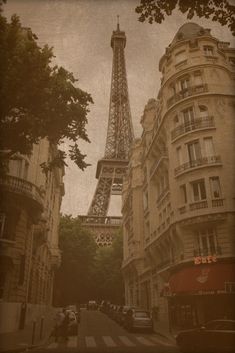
<box><xmin>191</xmin><ymin>179</ymin><xmax>206</xmax><ymax>201</ymax></box>
<box><xmin>210</xmin><ymin>176</ymin><xmax>222</xmax><ymax>199</ymax></box>
<box><xmin>187</xmin><ymin>140</ymin><xmax>202</xmax><ymax>162</ymax></box>
<box><xmin>197</xmin><ymin>228</ymin><xmax>217</xmax><ymax>256</ymax></box>
<box><xmin>180</xmin><ymin>184</ymin><xmax>187</xmax><ymax>204</ymax></box>
<box><xmin>203</xmin><ymin>137</ymin><xmax>215</xmax><ymax>157</ymax></box>
<box><xmin>204</xmin><ymin>45</ymin><xmax>214</xmax><ymax>56</ymax></box>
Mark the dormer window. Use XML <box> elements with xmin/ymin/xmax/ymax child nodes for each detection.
<box><xmin>203</xmin><ymin>45</ymin><xmax>214</xmax><ymax>56</ymax></box>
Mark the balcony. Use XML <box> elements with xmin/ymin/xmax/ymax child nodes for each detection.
<box><xmin>171</xmin><ymin>116</ymin><xmax>215</xmax><ymax>141</ymax></box>
<box><xmin>167</xmin><ymin>84</ymin><xmax>208</xmax><ymax>108</ymax></box>
<box><xmin>0</xmin><ymin>175</ymin><xmax>44</xmax><ymax>211</ymax></box>
<box><xmin>175</xmin><ymin>155</ymin><xmax>221</xmax><ymax>176</ymax></box>
<box><xmin>189</xmin><ymin>200</ymin><xmax>208</xmax><ymax>211</ymax></box>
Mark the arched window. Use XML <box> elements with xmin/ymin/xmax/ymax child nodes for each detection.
<box><xmin>199</xmin><ymin>105</ymin><xmax>208</xmax><ymax>118</ymax></box>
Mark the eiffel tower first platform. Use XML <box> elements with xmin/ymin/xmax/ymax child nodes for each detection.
<box><xmin>80</xmin><ymin>21</ymin><xmax>134</xmax><ymax>246</ymax></box>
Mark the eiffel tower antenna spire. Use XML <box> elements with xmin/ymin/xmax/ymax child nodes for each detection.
<box><xmin>82</xmin><ymin>24</ymin><xmax>134</xmax><ymax>246</ymax></box>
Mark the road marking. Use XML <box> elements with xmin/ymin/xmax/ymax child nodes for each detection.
<box><xmin>136</xmin><ymin>336</ymin><xmax>155</xmax><ymax>346</ymax></box>
<box><xmin>118</xmin><ymin>336</ymin><xmax>136</xmax><ymax>347</ymax></box>
<box><xmin>102</xmin><ymin>336</ymin><xmax>117</xmax><ymax>347</ymax></box>
<box><xmin>150</xmin><ymin>335</ymin><xmax>175</xmax><ymax>347</ymax></box>
<box><xmin>47</xmin><ymin>342</ymin><xmax>58</xmax><ymax>349</ymax></box>
<box><xmin>67</xmin><ymin>336</ymin><xmax>78</xmax><ymax>348</ymax></box>
<box><xmin>85</xmin><ymin>336</ymin><xmax>96</xmax><ymax>348</ymax></box>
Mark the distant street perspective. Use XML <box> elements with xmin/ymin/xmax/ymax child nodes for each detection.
<box><xmin>1</xmin><ymin>1</ymin><xmax>235</xmax><ymax>353</ymax></box>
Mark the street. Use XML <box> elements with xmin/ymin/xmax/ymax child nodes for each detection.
<box><xmin>32</xmin><ymin>309</ymin><xmax>179</xmax><ymax>353</ymax></box>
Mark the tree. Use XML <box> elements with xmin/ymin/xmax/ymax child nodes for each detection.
<box><xmin>0</xmin><ymin>10</ymin><xmax>93</xmax><ymax>174</ymax></box>
<box><xmin>135</xmin><ymin>0</ymin><xmax>235</xmax><ymax>35</ymax></box>
<box><xmin>54</xmin><ymin>215</ymin><xmax>97</xmax><ymax>306</ymax></box>
<box><xmin>92</xmin><ymin>230</ymin><xmax>125</xmax><ymax>303</ymax></box>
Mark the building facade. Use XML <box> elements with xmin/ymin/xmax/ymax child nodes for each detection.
<box><xmin>0</xmin><ymin>140</ymin><xmax>64</xmax><ymax>331</ymax></box>
<box><xmin>122</xmin><ymin>23</ymin><xmax>235</xmax><ymax>333</ymax></box>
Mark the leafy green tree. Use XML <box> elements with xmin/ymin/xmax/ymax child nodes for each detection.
<box><xmin>135</xmin><ymin>0</ymin><xmax>235</xmax><ymax>35</ymax></box>
<box><xmin>92</xmin><ymin>230</ymin><xmax>125</xmax><ymax>303</ymax></box>
<box><xmin>0</xmin><ymin>9</ymin><xmax>93</xmax><ymax>174</ymax></box>
<box><xmin>54</xmin><ymin>215</ymin><xmax>97</xmax><ymax>306</ymax></box>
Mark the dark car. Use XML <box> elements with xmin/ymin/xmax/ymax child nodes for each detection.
<box><xmin>176</xmin><ymin>319</ymin><xmax>235</xmax><ymax>353</ymax></box>
<box><xmin>124</xmin><ymin>308</ymin><xmax>153</xmax><ymax>332</ymax></box>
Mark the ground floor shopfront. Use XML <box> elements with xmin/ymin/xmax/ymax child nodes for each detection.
<box><xmin>167</xmin><ymin>261</ymin><xmax>235</xmax><ymax>330</ymax></box>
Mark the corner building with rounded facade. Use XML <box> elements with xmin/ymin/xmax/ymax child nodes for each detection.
<box><xmin>122</xmin><ymin>23</ymin><xmax>235</xmax><ymax>333</ymax></box>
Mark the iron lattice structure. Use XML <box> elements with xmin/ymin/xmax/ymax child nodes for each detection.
<box><xmin>82</xmin><ymin>23</ymin><xmax>134</xmax><ymax>246</ymax></box>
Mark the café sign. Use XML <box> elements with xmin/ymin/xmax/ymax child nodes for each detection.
<box><xmin>194</xmin><ymin>254</ymin><xmax>217</xmax><ymax>265</ymax></box>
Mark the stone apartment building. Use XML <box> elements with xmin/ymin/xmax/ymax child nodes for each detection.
<box><xmin>0</xmin><ymin>140</ymin><xmax>64</xmax><ymax>332</ymax></box>
<box><xmin>122</xmin><ymin>23</ymin><xmax>235</xmax><ymax>333</ymax></box>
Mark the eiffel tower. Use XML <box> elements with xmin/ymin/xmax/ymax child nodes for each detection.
<box><xmin>81</xmin><ymin>19</ymin><xmax>134</xmax><ymax>246</ymax></box>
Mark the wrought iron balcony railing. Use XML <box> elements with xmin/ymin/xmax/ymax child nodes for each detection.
<box><xmin>175</xmin><ymin>155</ymin><xmax>221</xmax><ymax>176</ymax></box>
<box><xmin>167</xmin><ymin>84</ymin><xmax>208</xmax><ymax>108</ymax></box>
<box><xmin>189</xmin><ymin>200</ymin><xmax>208</xmax><ymax>211</ymax></box>
<box><xmin>0</xmin><ymin>175</ymin><xmax>44</xmax><ymax>210</ymax></box>
<box><xmin>171</xmin><ymin>116</ymin><xmax>215</xmax><ymax>140</ymax></box>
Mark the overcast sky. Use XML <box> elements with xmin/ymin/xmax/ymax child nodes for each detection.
<box><xmin>4</xmin><ymin>0</ymin><xmax>235</xmax><ymax>216</ymax></box>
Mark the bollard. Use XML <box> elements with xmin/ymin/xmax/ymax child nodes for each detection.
<box><xmin>39</xmin><ymin>316</ymin><xmax>44</xmax><ymax>340</ymax></box>
<box><xmin>31</xmin><ymin>320</ymin><xmax>36</xmax><ymax>346</ymax></box>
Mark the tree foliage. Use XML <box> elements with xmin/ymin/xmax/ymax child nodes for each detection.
<box><xmin>54</xmin><ymin>215</ymin><xmax>97</xmax><ymax>306</ymax></box>
<box><xmin>54</xmin><ymin>217</ymin><xmax>125</xmax><ymax>306</ymax></box>
<box><xmin>0</xmin><ymin>10</ymin><xmax>93</xmax><ymax>173</ymax></box>
<box><xmin>92</xmin><ymin>229</ymin><xmax>125</xmax><ymax>303</ymax></box>
<box><xmin>135</xmin><ymin>0</ymin><xmax>235</xmax><ymax>35</ymax></box>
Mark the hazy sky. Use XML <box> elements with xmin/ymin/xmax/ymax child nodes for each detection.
<box><xmin>4</xmin><ymin>0</ymin><xmax>235</xmax><ymax>216</ymax></box>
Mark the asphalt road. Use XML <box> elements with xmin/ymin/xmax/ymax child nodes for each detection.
<box><xmin>31</xmin><ymin>309</ymin><xmax>179</xmax><ymax>353</ymax></box>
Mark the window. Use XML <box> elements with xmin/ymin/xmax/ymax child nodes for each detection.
<box><xmin>204</xmin><ymin>137</ymin><xmax>215</xmax><ymax>156</ymax></box>
<box><xmin>23</xmin><ymin>161</ymin><xmax>29</xmax><ymax>180</ymax></box>
<box><xmin>187</xmin><ymin>140</ymin><xmax>202</xmax><ymax>162</ymax></box>
<box><xmin>143</xmin><ymin>190</ymin><xmax>148</xmax><ymax>211</ymax></box>
<box><xmin>183</xmin><ymin>107</ymin><xmax>194</xmax><ymax>129</ymax></box>
<box><xmin>194</xmin><ymin>71</ymin><xmax>203</xmax><ymax>86</ymax></box>
<box><xmin>0</xmin><ymin>213</ymin><xmax>5</xmax><ymax>238</ymax></box>
<box><xmin>175</xmin><ymin>50</ymin><xmax>186</xmax><ymax>64</ymax></box>
<box><xmin>229</xmin><ymin>57</ymin><xmax>235</xmax><ymax>65</ymax></box>
<box><xmin>180</xmin><ymin>184</ymin><xmax>187</xmax><ymax>204</ymax></box>
<box><xmin>210</xmin><ymin>177</ymin><xmax>221</xmax><ymax>199</ymax></box>
<box><xmin>176</xmin><ymin>146</ymin><xmax>183</xmax><ymax>165</ymax></box>
<box><xmin>199</xmin><ymin>105</ymin><xmax>208</xmax><ymax>118</ymax></box>
<box><xmin>18</xmin><ymin>255</ymin><xmax>25</xmax><ymax>285</ymax></box>
<box><xmin>180</xmin><ymin>77</ymin><xmax>190</xmax><ymax>92</ymax></box>
<box><xmin>191</xmin><ymin>179</ymin><xmax>206</xmax><ymax>201</ymax></box>
<box><xmin>204</xmin><ymin>45</ymin><xmax>214</xmax><ymax>56</ymax></box>
<box><xmin>197</xmin><ymin>228</ymin><xmax>217</xmax><ymax>256</ymax></box>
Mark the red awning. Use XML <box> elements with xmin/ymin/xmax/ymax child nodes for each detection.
<box><xmin>169</xmin><ymin>263</ymin><xmax>235</xmax><ymax>294</ymax></box>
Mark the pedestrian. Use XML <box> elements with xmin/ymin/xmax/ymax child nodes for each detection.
<box><xmin>60</xmin><ymin>308</ymin><xmax>70</xmax><ymax>341</ymax></box>
<box><xmin>51</xmin><ymin>309</ymin><xmax>65</xmax><ymax>342</ymax></box>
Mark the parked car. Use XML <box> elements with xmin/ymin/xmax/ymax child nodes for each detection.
<box><xmin>87</xmin><ymin>300</ymin><xmax>97</xmax><ymax>310</ymax></box>
<box><xmin>176</xmin><ymin>319</ymin><xmax>235</xmax><ymax>353</ymax></box>
<box><xmin>124</xmin><ymin>308</ymin><xmax>153</xmax><ymax>332</ymax></box>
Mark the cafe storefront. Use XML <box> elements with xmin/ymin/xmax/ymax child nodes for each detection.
<box><xmin>167</xmin><ymin>262</ymin><xmax>235</xmax><ymax>330</ymax></box>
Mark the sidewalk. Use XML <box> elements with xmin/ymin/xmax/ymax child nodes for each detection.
<box><xmin>153</xmin><ymin>320</ymin><xmax>178</xmax><ymax>344</ymax></box>
<box><xmin>0</xmin><ymin>318</ymin><xmax>54</xmax><ymax>353</ymax></box>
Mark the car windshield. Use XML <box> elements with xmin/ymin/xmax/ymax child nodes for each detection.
<box><xmin>134</xmin><ymin>311</ymin><xmax>149</xmax><ymax>318</ymax></box>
